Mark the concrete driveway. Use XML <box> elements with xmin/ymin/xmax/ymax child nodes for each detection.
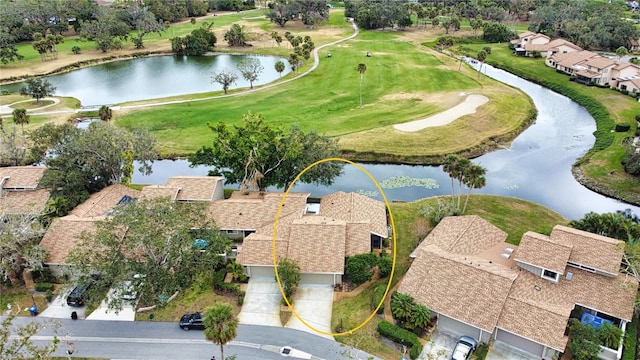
<box><xmin>486</xmin><ymin>341</ymin><xmax>540</xmax><ymax>360</ymax></box>
<box><xmin>284</xmin><ymin>284</ymin><xmax>334</xmax><ymax>340</ymax></box>
<box><xmin>417</xmin><ymin>328</ymin><xmax>457</xmax><ymax>360</ymax></box>
<box><xmin>85</xmin><ymin>288</ymin><xmax>136</xmax><ymax>321</ymax></box>
<box><xmin>238</xmin><ymin>277</ymin><xmax>282</xmax><ymax>327</ymax></box>
<box><xmin>38</xmin><ymin>294</ymin><xmax>86</xmax><ymax>319</ymax></box>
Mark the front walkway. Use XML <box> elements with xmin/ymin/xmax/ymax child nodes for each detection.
<box><xmin>238</xmin><ymin>277</ymin><xmax>282</xmax><ymax>327</ymax></box>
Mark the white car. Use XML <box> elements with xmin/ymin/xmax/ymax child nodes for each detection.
<box><xmin>451</xmin><ymin>336</ymin><xmax>478</xmax><ymax>360</ymax></box>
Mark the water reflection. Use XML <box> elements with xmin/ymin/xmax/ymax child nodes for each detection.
<box><xmin>0</xmin><ymin>54</ymin><xmax>290</xmax><ymax>106</ymax></box>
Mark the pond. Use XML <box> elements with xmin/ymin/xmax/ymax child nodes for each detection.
<box><xmin>0</xmin><ymin>54</ymin><xmax>291</xmax><ymax>106</ymax></box>
<box><xmin>134</xmin><ymin>62</ymin><xmax>640</xmax><ymax>220</ymax></box>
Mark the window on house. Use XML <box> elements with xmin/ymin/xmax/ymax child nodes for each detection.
<box><xmin>542</xmin><ymin>269</ymin><xmax>560</xmax><ymax>282</ymax></box>
<box><xmin>622</xmin><ymin>85</ymin><xmax>628</xmax><ymax>90</ymax></box>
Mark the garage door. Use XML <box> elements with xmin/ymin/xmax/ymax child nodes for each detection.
<box><xmin>300</xmin><ymin>273</ymin><xmax>336</xmax><ymax>285</ymax></box>
<box><xmin>496</xmin><ymin>328</ymin><xmax>544</xmax><ymax>357</ymax></box>
<box><xmin>248</xmin><ymin>266</ymin><xmax>275</xmax><ymax>278</ymax></box>
<box><xmin>437</xmin><ymin>313</ymin><xmax>482</xmax><ymax>339</ymax></box>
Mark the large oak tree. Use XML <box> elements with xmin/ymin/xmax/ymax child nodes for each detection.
<box><xmin>68</xmin><ymin>197</ymin><xmax>230</xmax><ymax>310</ymax></box>
<box><xmin>189</xmin><ymin>111</ymin><xmax>343</xmax><ymax>191</ymax></box>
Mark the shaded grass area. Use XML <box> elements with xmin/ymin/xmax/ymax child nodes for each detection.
<box><xmin>135</xmin><ymin>273</ymin><xmax>241</xmax><ymax>322</ymax></box>
<box><xmin>0</xmin><ymin>288</ymin><xmax>49</xmax><ymax>316</ymax></box>
<box><xmin>116</xmin><ymin>30</ymin><xmax>531</xmax><ymax>160</ymax></box>
<box><xmin>333</xmin><ymin>195</ymin><xmax>568</xmax><ymax>359</ymax></box>
<box><xmin>451</xmin><ymin>42</ymin><xmax>640</xmax><ymax>204</ymax></box>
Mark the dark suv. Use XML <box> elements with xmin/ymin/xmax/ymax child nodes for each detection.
<box><xmin>179</xmin><ymin>312</ymin><xmax>204</xmax><ymax>330</ymax></box>
<box><xmin>66</xmin><ymin>284</ymin><xmax>90</xmax><ymax>307</ymax></box>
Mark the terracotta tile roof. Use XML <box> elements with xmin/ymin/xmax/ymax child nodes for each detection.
<box><xmin>498</xmin><ymin>298</ymin><xmax>570</xmax><ymax>351</ymax></box>
<box><xmin>0</xmin><ymin>166</ymin><xmax>46</xmax><ymax>189</ymax></box>
<box><xmin>288</xmin><ymin>216</ymin><xmax>347</xmax><ymax>273</ymax></box>
<box><xmin>0</xmin><ymin>189</ymin><xmax>50</xmax><ymax>215</ymax></box>
<box><xmin>399</xmin><ymin>246</ymin><xmax>518</xmax><ymax>332</ymax></box>
<box><xmin>165</xmin><ymin>176</ymin><xmax>223</xmax><ymax>201</ymax></box>
<box><xmin>208</xmin><ymin>191</ymin><xmax>309</xmax><ymax>231</ymax></box>
<box><xmin>575</xmin><ymin>69</ymin><xmax>601</xmax><ymax>78</ymax></box>
<box><xmin>39</xmin><ymin>215</ymin><xmax>98</xmax><ymax>264</ymax></box>
<box><xmin>508</xmin><ymin>267</ymin><xmax>637</xmax><ymax>323</ymax></box>
<box><xmin>552</xmin><ymin>50</ymin><xmax>599</xmax><ymax>68</ymax></box>
<box><xmin>544</xmin><ymin>38</ymin><xmax>582</xmax><ymax>52</ymax></box>
<box><xmin>346</xmin><ymin>222</ymin><xmax>373</xmax><ymax>256</ymax></box>
<box><xmin>414</xmin><ymin>215</ymin><xmax>507</xmax><ymax>256</ymax></box>
<box><xmin>581</xmin><ymin>56</ymin><xmax>616</xmax><ymax>69</ymax></box>
<box><xmin>70</xmin><ymin>184</ymin><xmax>141</xmax><ymax>218</ymax></box>
<box><xmin>515</xmin><ymin>232</ymin><xmax>572</xmax><ymax>273</ymax></box>
<box><xmin>235</xmin><ymin>233</ymin><xmax>289</xmax><ymax>266</ymax></box>
<box><xmin>140</xmin><ymin>185</ymin><xmax>180</xmax><ymax>201</ymax></box>
<box><xmin>320</xmin><ymin>191</ymin><xmax>388</xmax><ymax>237</ymax></box>
<box><xmin>550</xmin><ymin>225</ymin><xmax>624</xmax><ymax>274</ymax></box>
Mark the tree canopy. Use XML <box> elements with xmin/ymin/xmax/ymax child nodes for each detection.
<box><xmin>189</xmin><ymin>112</ymin><xmax>343</xmax><ymax>191</ymax></box>
<box><xmin>28</xmin><ymin>122</ymin><xmax>158</xmax><ymax>217</ymax></box>
<box><xmin>68</xmin><ymin>197</ymin><xmax>230</xmax><ymax>310</ymax></box>
<box><xmin>20</xmin><ymin>78</ymin><xmax>56</xmax><ymax>103</ymax></box>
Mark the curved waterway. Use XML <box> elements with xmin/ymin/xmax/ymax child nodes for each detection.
<box><xmin>127</xmin><ymin>62</ymin><xmax>637</xmax><ymax>220</ymax></box>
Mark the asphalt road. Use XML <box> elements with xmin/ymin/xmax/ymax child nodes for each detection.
<box><xmin>8</xmin><ymin>317</ymin><xmax>383</xmax><ymax>360</ymax></box>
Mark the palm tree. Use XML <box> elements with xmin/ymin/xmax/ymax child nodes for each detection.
<box><xmin>462</xmin><ymin>163</ymin><xmax>487</xmax><ymax>213</ymax></box>
<box><xmin>357</xmin><ymin>63</ymin><xmax>367</xmax><ymax>108</ymax></box>
<box><xmin>274</xmin><ymin>60</ymin><xmax>285</xmax><ymax>78</ymax></box>
<box><xmin>203</xmin><ymin>303</ymin><xmax>238</xmax><ymax>360</ymax></box>
<box><xmin>406</xmin><ymin>303</ymin><xmax>431</xmax><ymax>331</ymax></box>
<box><xmin>442</xmin><ymin>154</ymin><xmax>460</xmax><ymax>205</ymax></box>
<box><xmin>11</xmin><ymin>108</ymin><xmax>30</xmax><ymax>133</ymax></box>
<box><xmin>390</xmin><ymin>291</ymin><xmax>415</xmax><ymax>322</ymax></box>
<box><xmin>476</xmin><ymin>50</ymin><xmax>487</xmax><ymax>78</ymax></box>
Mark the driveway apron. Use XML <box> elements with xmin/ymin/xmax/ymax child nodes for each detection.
<box><xmin>238</xmin><ymin>277</ymin><xmax>282</xmax><ymax>327</ymax></box>
<box><xmin>285</xmin><ymin>284</ymin><xmax>334</xmax><ymax>340</ymax></box>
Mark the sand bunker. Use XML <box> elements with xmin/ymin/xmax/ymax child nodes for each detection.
<box><xmin>393</xmin><ymin>93</ymin><xmax>489</xmax><ymax>132</ymax></box>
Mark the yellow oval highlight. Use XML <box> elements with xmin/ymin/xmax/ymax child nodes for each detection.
<box><xmin>273</xmin><ymin>157</ymin><xmax>397</xmax><ymax>337</ymax></box>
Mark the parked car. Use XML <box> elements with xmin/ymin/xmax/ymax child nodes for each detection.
<box><xmin>121</xmin><ymin>273</ymin><xmax>145</xmax><ymax>301</ymax></box>
<box><xmin>66</xmin><ymin>283</ymin><xmax>90</xmax><ymax>307</ymax></box>
<box><xmin>451</xmin><ymin>336</ymin><xmax>478</xmax><ymax>360</ymax></box>
<box><xmin>179</xmin><ymin>312</ymin><xmax>204</xmax><ymax>330</ymax></box>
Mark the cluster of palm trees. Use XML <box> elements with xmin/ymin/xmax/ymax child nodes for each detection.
<box><xmin>442</xmin><ymin>154</ymin><xmax>487</xmax><ymax>214</ymax></box>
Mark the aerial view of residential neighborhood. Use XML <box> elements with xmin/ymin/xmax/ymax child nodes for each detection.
<box><xmin>2</xmin><ymin>0</ymin><xmax>640</xmax><ymax>359</ymax></box>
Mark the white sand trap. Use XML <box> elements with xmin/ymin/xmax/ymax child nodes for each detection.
<box><xmin>394</xmin><ymin>94</ymin><xmax>489</xmax><ymax>132</ymax></box>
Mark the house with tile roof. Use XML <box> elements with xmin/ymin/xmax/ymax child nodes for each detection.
<box><xmin>399</xmin><ymin>216</ymin><xmax>637</xmax><ymax>360</ymax></box>
<box><xmin>0</xmin><ymin>166</ymin><xmax>50</xmax><ymax>216</ymax></box>
<box><xmin>39</xmin><ymin>184</ymin><xmax>141</xmax><ymax>275</ymax></box>
<box><xmin>511</xmin><ymin>32</ymin><xmax>550</xmax><ymax>56</ymax></box>
<box><xmin>232</xmin><ymin>191</ymin><xmax>389</xmax><ymax>285</ymax></box>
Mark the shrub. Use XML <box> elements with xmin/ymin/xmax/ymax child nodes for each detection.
<box><xmin>31</xmin><ymin>269</ymin><xmax>54</xmax><ymax>283</ymax></box>
<box><xmin>622</xmin><ymin>313</ymin><xmax>638</xmax><ymax>360</ymax></box>
<box><xmin>345</xmin><ymin>253</ymin><xmax>379</xmax><ymax>285</ymax></box>
<box><xmin>34</xmin><ymin>282</ymin><xmax>54</xmax><ymax>292</ymax></box>
<box><xmin>377</xmin><ymin>321</ymin><xmax>422</xmax><ymax>359</ymax></box>
<box><xmin>71</xmin><ymin>46</ymin><xmax>81</xmax><ymax>54</ymax></box>
<box><xmin>45</xmin><ymin>289</ymin><xmax>53</xmax><ymax>302</ymax></box>
<box><xmin>475</xmin><ymin>343</ymin><xmax>489</xmax><ymax>360</ymax></box>
<box><xmin>378</xmin><ymin>256</ymin><xmax>393</xmax><ymax>278</ymax></box>
<box><xmin>635</xmin><ymin>115</ymin><xmax>640</xmax><ymax>122</ymax></box>
<box><xmin>409</xmin><ymin>343</ymin><xmax>423</xmax><ymax>359</ymax></box>
<box><xmin>622</xmin><ymin>89</ymin><xmax>630</xmax><ymax>95</ymax></box>
<box><xmin>615</xmin><ymin>122</ymin><xmax>631</xmax><ymax>132</ymax></box>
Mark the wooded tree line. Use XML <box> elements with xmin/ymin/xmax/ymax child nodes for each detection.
<box><xmin>345</xmin><ymin>0</ymin><xmax>638</xmax><ymax>51</ymax></box>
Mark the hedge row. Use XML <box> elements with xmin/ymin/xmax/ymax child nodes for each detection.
<box><xmin>213</xmin><ymin>268</ymin><xmax>243</xmax><ymax>296</ymax></box>
<box><xmin>622</xmin><ymin>313</ymin><xmax>638</xmax><ymax>360</ymax></box>
<box><xmin>377</xmin><ymin>321</ymin><xmax>423</xmax><ymax>359</ymax></box>
<box><xmin>34</xmin><ymin>282</ymin><xmax>54</xmax><ymax>292</ymax></box>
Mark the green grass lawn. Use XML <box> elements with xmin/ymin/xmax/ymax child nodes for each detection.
<box><xmin>115</xmin><ymin>28</ymin><xmax>531</xmax><ymax>160</ymax></box>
